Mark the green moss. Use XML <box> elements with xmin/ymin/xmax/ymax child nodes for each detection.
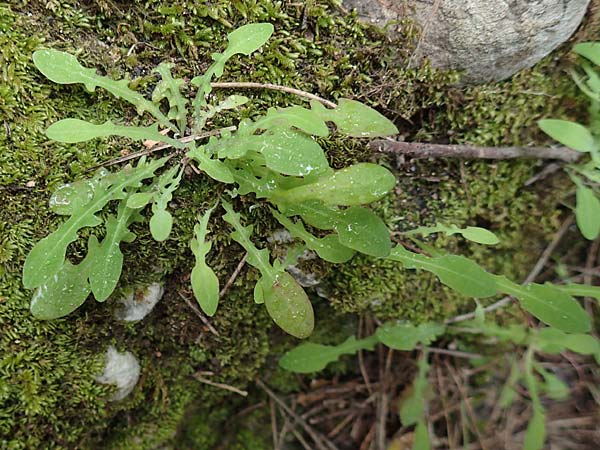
<box><xmin>0</xmin><ymin>0</ymin><xmax>589</xmax><ymax>448</ymax></box>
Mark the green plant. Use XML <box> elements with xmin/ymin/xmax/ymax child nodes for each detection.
<box><xmin>539</xmin><ymin>42</ymin><xmax>600</xmax><ymax>240</ymax></box>
<box><xmin>280</xmin><ymin>303</ymin><xmax>600</xmax><ymax>450</ymax></box>
<box><xmin>22</xmin><ymin>23</ymin><xmax>399</xmax><ymax>338</ymax></box>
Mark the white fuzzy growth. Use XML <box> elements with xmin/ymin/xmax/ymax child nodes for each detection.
<box><xmin>117</xmin><ymin>282</ymin><xmax>164</xmax><ymax>321</ymax></box>
<box><xmin>95</xmin><ymin>346</ymin><xmax>140</xmax><ymax>401</ymax></box>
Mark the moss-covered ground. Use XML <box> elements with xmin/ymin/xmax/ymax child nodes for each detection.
<box><xmin>0</xmin><ymin>1</ymin><xmax>592</xmax><ymax>448</ymax></box>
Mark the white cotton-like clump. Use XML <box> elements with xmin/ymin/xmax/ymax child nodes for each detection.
<box><xmin>116</xmin><ymin>283</ymin><xmax>164</xmax><ymax>322</ymax></box>
<box><xmin>267</xmin><ymin>229</ymin><xmax>294</xmax><ymax>244</ymax></box>
<box><xmin>95</xmin><ymin>346</ymin><xmax>140</xmax><ymax>401</ymax></box>
<box><xmin>287</xmin><ymin>264</ymin><xmax>321</xmax><ymax>287</ymax></box>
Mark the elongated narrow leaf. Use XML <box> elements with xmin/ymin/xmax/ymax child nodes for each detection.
<box><xmin>279</xmin><ymin>335</ymin><xmax>378</xmax><ymax>373</ymax></box>
<box><xmin>376</xmin><ymin>321</ymin><xmax>445</xmax><ymax>351</ymax></box>
<box><xmin>556</xmin><ymin>283</ymin><xmax>600</xmax><ymax>301</ymax></box>
<box><xmin>538</xmin><ymin>119</ymin><xmax>596</xmax><ymax>152</ymax></box>
<box><xmin>388</xmin><ymin>247</ymin><xmax>498</xmax><ymax>298</ymax></box>
<box><xmin>190</xmin><ymin>207</ymin><xmax>219</xmax><ymax>316</ymax></box>
<box><xmin>406</xmin><ymin>223</ymin><xmax>499</xmax><ymax>245</ymax></box>
<box><xmin>46</xmin><ymin>119</ymin><xmax>183</xmax><ymax>147</ymax></box>
<box><xmin>87</xmin><ymin>204</ymin><xmax>139</xmax><ymax>302</ymax></box>
<box><xmin>23</xmin><ymin>157</ymin><xmax>167</xmax><ymax>289</ymax></box>
<box><xmin>30</xmin><ymin>261</ymin><xmax>91</xmax><ymax>319</ymax></box>
<box><xmin>262</xmin><ymin>272</ymin><xmax>314</xmax><ymax>339</ymax></box>
<box><xmin>399</xmin><ymin>353</ymin><xmax>430</xmax><ymax>426</ymax></box>
<box><xmin>277</xmin><ymin>163</ymin><xmax>395</xmax><ymax>206</ymax></box>
<box><xmin>523</xmin><ymin>407</ymin><xmax>546</xmax><ymax>450</ymax></box>
<box><xmin>413</xmin><ymin>420</ymin><xmax>431</xmax><ymax>450</ymax></box>
<box><xmin>575</xmin><ymin>184</ymin><xmax>600</xmax><ymax>240</ymax></box>
<box><xmin>497</xmin><ymin>278</ymin><xmax>591</xmax><ymax>333</ymax></box>
<box><xmin>573</xmin><ymin>42</ymin><xmax>600</xmax><ymax>66</ymax></box>
<box><xmin>336</xmin><ymin>206</ymin><xmax>391</xmax><ymax>257</ymax></box>
<box><xmin>265</xmin><ymin>106</ymin><xmax>329</xmax><ymax>137</ymax></box>
<box><xmin>33</xmin><ymin>50</ymin><xmax>174</xmax><ymax>129</ymax></box>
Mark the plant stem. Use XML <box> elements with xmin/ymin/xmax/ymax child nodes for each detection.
<box><xmin>211</xmin><ymin>82</ymin><xmax>338</xmax><ymax>108</ymax></box>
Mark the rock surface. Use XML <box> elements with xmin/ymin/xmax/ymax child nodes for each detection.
<box><xmin>343</xmin><ymin>0</ymin><xmax>590</xmax><ymax>83</ymax></box>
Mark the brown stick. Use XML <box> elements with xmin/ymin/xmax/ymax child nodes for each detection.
<box><xmin>211</xmin><ymin>82</ymin><xmax>338</xmax><ymax>109</ymax></box>
<box><xmin>371</xmin><ymin>140</ymin><xmax>582</xmax><ymax>163</ymax></box>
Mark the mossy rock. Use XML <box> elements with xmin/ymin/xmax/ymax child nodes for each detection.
<box><xmin>0</xmin><ymin>1</ymin><xmax>586</xmax><ymax>448</ymax></box>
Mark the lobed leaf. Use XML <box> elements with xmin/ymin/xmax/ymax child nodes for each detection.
<box><xmin>311</xmin><ymin>99</ymin><xmax>398</xmax><ymax>137</ymax></box>
<box><xmin>406</xmin><ymin>223</ymin><xmax>499</xmax><ymax>245</ymax></box>
<box><xmin>152</xmin><ymin>63</ymin><xmax>188</xmax><ymax>132</ymax></box>
<box><xmin>376</xmin><ymin>322</ymin><xmax>446</xmax><ymax>351</ymax></box>
<box><xmin>279</xmin><ymin>335</ymin><xmax>378</xmax><ymax>373</ymax></box>
<box><xmin>190</xmin><ymin>207</ymin><xmax>219</xmax><ymax>316</ymax></box>
<box><xmin>33</xmin><ymin>50</ymin><xmax>174</xmax><ymax>129</ymax></box>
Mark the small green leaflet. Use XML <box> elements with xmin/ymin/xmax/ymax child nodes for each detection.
<box><xmin>556</xmin><ymin>283</ymin><xmax>600</xmax><ymax>301</ymax></box>
<box><xmin>148</xmin><ymin>166</ymin><xmax>184</xmax><ymax>242</ymax></box>
<box><xmin>281</xmin><ymin>200</ymin><xmax>340</xmax><ymax>230</ymax></box>
<box><xmin>573</xmin><ymin>42</ymin><xmax>600</xmax><ymax>66</ymax></box>
<box><xmin>535</xmin><ymin>327</ymin><xmax>600</xmax><ymax>356</ymax></box>
<box><xmin>405</xmin><ymin>223</ymin><xmax>499</xmax><ymax>245</ymax></box>
<box><xmin>33</xmin><ymin>50</ymin><xmax>174</xmax><ymax>130</ymax></box>
<box><xmin>277</xmin><ymin>163</ymin><xmax>396</xmax><ymax>206</ymax></box>
<box><xmin>263</xmin><ymin>105</ymin><xmax>330</xmax><ymax>137</ymax></box>
<box><xmin>46</xmin><ymin>119</ymin><xmax>184</xmax><ymax>147</ymax></box>
<box><xmin>190</xmin><ymin>207</ymin><xmax>219</xmax><ymax>316</ymax></box>
<box><xmin>150</xmin><ymin>209</ymin><xmax>173</xmax><ymax>242</ymax></box>
<box><xmin>538</xmin><ymin>119</ymin><xmax>597</xmax><ymax>153</ymax></box>
<box><xmin>413</xmin><ymin>421</ymin><xmax>431</xmax><ymax>450</ymax></box>
<box><xmin>523</xmin><ymin>348</ymin><xmax>546</xmax><ymax>450</ymax></box>
<box><xmin>535</xmin><ymin>366</ymin><xmax>569</xmax><ymax>401</ymax></box>
<box><xmin>271</xmin><ymin>210</ymin><xmax>355</xmax><ymax>263</ymax></box>
<box><xmin>187</xmin><ymin>146</ymin><xmax>235</xmax><ymax>184</ymax></box>
<box><xmin>337</xmin><ymin>206</ymin><xmax>391</xmax><ymax>257</ymax></box>
<box><xmin>23</xmin><ymin>157</ymin><xmax>167</xmax><ymax>289</ymax></box>
<box><xmin>575</xmin><ymin>184</ymin><xmax>600</xmax><ymax>240</ymax></box>
<box><xmin>223</xmin><ymin>23</ymin><xmax>274</xmax><ymax>58</ymax></box>
<box><xmin>375</xmin><ymin>322</ymin><xmax>446</xmax><ymax>351</ymax></box>
<box><xmin>496</xmin><ymin>278</ymin><xmax>591</xmax><ymax>333</ymax></box>
<box><xmin>279</xmin><ymin>335</ymin><xmax>378</xmax><ymax>373</ymax></box>
<box><xmin>152</xmin><ymin>63</ymin><xmax>188</xmax><ymax>133</ymax></box>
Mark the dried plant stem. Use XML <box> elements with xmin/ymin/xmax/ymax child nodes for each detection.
<box><xmin>371</xmin><ymin>140</ymin><xmax>582</xmax><ymax>163</ymax></box>
<box><xmin>193</xmin><ymin>372</ymin><xmax>248</xmax><ymax>397</ymax></box>
<box><xmin>211</xmin><ymin>81</ymin><xmax>338</xmax><ymax>108</ymax></box>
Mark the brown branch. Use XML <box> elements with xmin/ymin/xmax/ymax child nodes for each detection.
<box><xmin>211</xmin><ymin>82</ymin><xmax>338</xmax><ymax>109</ymax></box>
<box><xmin>371</xmin><ymin>140</ymin><xmax>582</xmax><ymax>163</ymax></box>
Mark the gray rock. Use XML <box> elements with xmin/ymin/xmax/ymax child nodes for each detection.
<box><xmin>343</xmin><ymin>0</ymin><xmax>590</xmax><ymax>83</ymax></box>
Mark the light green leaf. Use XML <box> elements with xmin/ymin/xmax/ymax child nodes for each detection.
<box><xmin>49</xmin><ymin>179</ymin><xmax>95</xmax><ymax>215</ymax></box>
<box><xmin>272</xmin><ymin>210</ymin><xmax>354</xmax><ymax>263</ymax></box>
<box><xmin>399</xmin><ymin>353</ymin><xmax>430</xmax><ymax>426</ymax></box>
<box><xmin>537</xmin><ymin>328</ymin><xmax>600</xmax><ymax>356</ymax></box>
<box><xmin>150</xmin><ymin>208</ymin><xmax>173</xmax><ymax>242</ymax></box>
<box><xmin>538</xmin><ymin>119</ymin><xmax>596</xmax><ymax>153</ymax></box>
<box><xmin>376</xmin><ymin>322</ymin><xmax>446</xmax><ymax>351</ymax></box>
<box><xmin>224</xmin><ymin>23</ymin><xmax>274</xmax><ymax>57</ymax></box>
<box><xmin>33</xmin><ymin>50</ymin><xmax>174</xmax><ymax>129</ymax></box>
<box><xmin>126</xmin><ymin>192</ymin><xmax>154</xmax><ymax>209</ymax></box>
<box><xmin>336</xmin><ymin>206</ymin><xmax>391</xmax><ymax>257</ymax></box>
<box><xmin>195</xmin><ymin>95</ymin><xmax>249</xmax><ymax>131</ymax></box>
<box><xmin>152</xmin><ymin>63</ymin><xmax>188</xmax><ymax>132</ymax></box>
<box><xmin>389</xmin><ymin>247</ymin><xmax>499</xmax><ymax>298</ymax></box>
<box><xmin>413</xmin><ymin>420</ymin><xmax>431</xmax><ymax>450</ymax></box>
<box><xmin>575</xmin><ymin>184</ymin><xmax>600</xmax><ymax>240</ymax></box>
<box><xmin>497</xmin><ymin>279</ymin><xmax>591</xmax><ymax>333</ymax></box>
<box><xmin>190</xmin><ymin>207</ymin><xmax>219</xmax><ymax>316</ymax></box>
<box><xmin>23</xmin><ymin>157</ymin><xmax>167</xmax><ymax>289</ymax></box>
<box><xmin>258</xmin><ymin>129</ymin><xmax>329</xmax><ymax>177</ymax></box>
<box><xmin>30</xmin><ymin>261</ymin><xmax>91</xmax><ymax>319</ymax></box>
<box><xmin>281</xmin><ymin>201</ymin><xmax>340</xmax><ymax>230</ymax></box>
<box><xmin>187</xmin><ymin>146</ymin><xmax>235</xmax><ymax>184</ymax></box>
<box><xmin>573</xmin><ymin>42</ymin><xmax>600</xmax><ymax>66</ymax></box>
<box><xmin>262</xmin><ymin>272</ymin><xmax>314</xmax><ymax>339</ymax></box>
<box><xmin>405</xmin><ymin>223</ymin><xmax>499</xmax><ymax>245</ymax></box>
<box><xmin>535</xmin><ymin>366</ymin><xmax>569</xmax><ymax>401</ymax></box>
<box><xmin>523</xmin><ymin>408</ymin><xmax>546</xmax><ymax>450</ymax></box>
<box><xmin>556</xmin><ymin>283</ymin><xmax>600</xmax><ymax>301</ymax></box>
<box><xmin>264</xmin><ymin>106</ymin><xmax>330</xmax><ymax>137</ymax></box>
<box><xmin>277</xmin><ymin>163</ymin><xmax>395</xmax><ymax>206</ymax></box>
<box><xmin>87</xmin><ymin>203</ymin><xmax>138</xmax><ymax>302</ymax></box>
<box><xmin>279</xmin><ymin>335</ymin><xmax>378</xmax><ymax>373</ymax></box>
<box><xmin>46</xmin><ymin>119</ymin><xmax>183</xmax><ymax>147</ymax></box>
<box><xmin>311</xmin><ymin>99</ymin><xmax>398</xmax><ymax>137</ymax></box>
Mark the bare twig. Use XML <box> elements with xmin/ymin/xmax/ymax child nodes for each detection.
<box><xmin>178</xmin><ymin>292</ymin><xmax>220</xmax><ymax>336</ymax></box>
<box><xmin>211</xmin><ymin>81</ymin><xmax>338</xmax><ymax>109</ymax></box>
<box><xmin>270</xmin><ymin>398</ymin><xmax>279</xmax><ymax>450</ymax></box>
<box><xmin>371</xmin><ymin>140</ymin><xmax>582</xmax><ymax>163</ymax></box>
<box><xmin>192</xmin><ymin>372</ymin><xmax>248</xmax><ymax>396</ymax></box>
<box><xmin>255</xmin><ymin>378</ymin><xmax>340</xmax><ymax>450</ymax></box>
<box><xmin>446</xmin><ymin>216</ymin><xmax>574</xmax><ymax>325</ymax></box>
<box><xmin>219</xmin><ymin>253</ymin><xmax>248</xmax><ymax>298</ymax></box>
